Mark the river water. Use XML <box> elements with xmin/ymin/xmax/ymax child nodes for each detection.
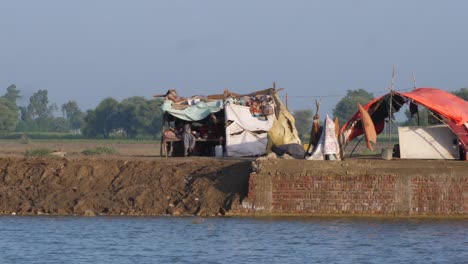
<box><xmin>0</xmin><ymin>216</ymin><xmax>466</xmax><ymax>264</ymax></box>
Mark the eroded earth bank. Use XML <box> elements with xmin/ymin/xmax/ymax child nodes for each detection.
<box><xmin>0</xmin><ymin>157</ymin><xmax>251</xmax><ymax>216</ymax></box>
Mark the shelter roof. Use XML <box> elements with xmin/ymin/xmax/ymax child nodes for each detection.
<box><xmin>340</xmin><ymin>87</ymin><xmax>468</xmax><ymax>148</ymax></box>
<box><xmin>160</xmin><ymin>88</ymin><xmax>281</xmax><ymax>122</ymax></box>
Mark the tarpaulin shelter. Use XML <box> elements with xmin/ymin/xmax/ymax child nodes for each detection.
<box><xmin>340</xmin><ymin>88</ymin><xmax>468</xmax><ymax>157</ymax></box>
<box><xmin>160</xmin><ymin>87</ymin><xmax>301</xmax><ymax>157</ymax></box>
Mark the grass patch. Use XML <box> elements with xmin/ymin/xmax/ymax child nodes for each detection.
<box><xmin>82</xmin><ymin>147</ymin><xmax>117</xmax><ymax>156</ymax></box>
<box><xmin>0</xmin><ymin>132</ymin><xmax>160</xmax><ymax>141</ymax></box>
<box><xmin>25</xmin><ymin>148</ymin><xmax>52</xmax><ymax>157</ymax></box>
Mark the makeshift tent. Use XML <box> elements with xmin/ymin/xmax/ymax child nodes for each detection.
<box><xmin>160</xmin><ymin>88</ymin><xmax>301</xmax><ymax>157</ymax></box>
<box><xmin>224</xmin><ymin>101</ymin><xmax>276</xmax><ymax>156</ymax></box>
<box><xmin>340</xmin><ymin>88</ymin><xmax>468</xmax><ymax>159</ymax></box>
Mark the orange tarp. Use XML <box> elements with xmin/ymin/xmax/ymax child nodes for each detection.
<box><xmin>357</xmin><ymin>103</ymin><xmax>377</xmax><ymax>150</ymax></box>
<box><xmin>399</xmin><ymin>88</ymin><xmax>468</xmax><ymax>126</ymax></box>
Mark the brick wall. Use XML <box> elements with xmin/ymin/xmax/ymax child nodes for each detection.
<box><xmin>232</xmin><ymin>159</ymin><xmax>467</xmax><ymax>217</ymax></box>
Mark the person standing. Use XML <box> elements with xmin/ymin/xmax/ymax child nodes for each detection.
<box><xmin>182</xmin><ymin>123</ymin><xmax>196</xmax><ymax>156</ymax></box>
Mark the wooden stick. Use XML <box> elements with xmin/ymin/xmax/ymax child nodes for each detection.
<box><xmin>412</xmin><ymin>72</ymin><xmax>420</xmax><ymax>126</ymax></box>
<box><xmin>388</xmin><ymin>66</ymin><xmax>396</xmax><ymax>147</ymax></box>
<box><xmin>304</xmin><ymin>99</ymin><xmax>321</xmax><ymax>158</ymax></box>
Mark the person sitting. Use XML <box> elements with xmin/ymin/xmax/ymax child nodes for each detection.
<box><xmin>165</xmin><ymin>89</ymin><xmax>186</xmax><ymax>103</ymax></box>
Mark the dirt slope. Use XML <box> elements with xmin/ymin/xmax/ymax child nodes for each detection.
<box><xmin>0</xmin><ymin>157</ymin><xmax>251</xmax><ymax>216</ymax></box>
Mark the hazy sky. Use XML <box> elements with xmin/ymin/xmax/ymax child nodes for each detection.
<box><xmin>1</xmin><ymin>0</ymin><xmax>467</xmax><ymax>116</ymax></box>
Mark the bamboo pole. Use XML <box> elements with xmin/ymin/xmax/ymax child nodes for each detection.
<box><xmin>388</xmin><ymin>66</ymin><xmax>395</xmax><ymax>147</ymax></box>
<box><xmin>412</xmin><ymin>72</ymin><xmax>420</xmax><ymax>126</ymax></box>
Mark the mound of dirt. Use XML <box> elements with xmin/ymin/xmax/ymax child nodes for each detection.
<box><xmin>0</xmin><ymin>157</ymin><xmax>251</xmax><ymax>216</ymax></box>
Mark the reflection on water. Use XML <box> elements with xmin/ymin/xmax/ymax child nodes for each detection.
<box><xmin>0</xmin><ymin>216</ymin><xmax>466</xmax><ymax>264</ymax></box>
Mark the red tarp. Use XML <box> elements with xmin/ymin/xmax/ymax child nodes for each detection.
<box><xmin>399</xmin><ymin>88</ymin><xmax>468</xmax><ymax>126</ymax></box>
<box><xmin>339</xmin><ymin>95</ymin><xmax>385</xmax><ymax>143</ymax></box>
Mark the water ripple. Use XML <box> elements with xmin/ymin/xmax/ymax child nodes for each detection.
<box><xmin>0</xmin><ymin>216</ymin><xmax>466</xmax><ymax>264</ymax></box>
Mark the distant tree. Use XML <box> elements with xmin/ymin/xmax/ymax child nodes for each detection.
<box><xmin>61</xmin><ymin>100</ymin><xmax>84</xmax><ymax>131</ymax></box>
<box><xmin>4</xmin><ymin>84</ymin><xmax>20</xmax><ymax>104</ymax></box>
<box><xmin>121</xmin><ymin>96</ymin><xmax>147</xmax><ymax>106</ymax></box>
<box><xmin>50</xmin><ymin>117</ymin><xmax>69</xmax><ymax>132</ymax></box>
<box><xmin>403</xmin><ymin>108</ymin><xmax>429</xmax><ymax>126</ymax></box>
<box><xmin>19</xmin><ymin>106</ymin><xmax>31</xmax><ymax>122</ymax></box>
<box><xmin>83</xmin><ymin>97</ymin><xmax>119</xmax><ymax>138</ymax></box>
<box><xmin>293</xmin><ymin>109</ymin><xmax>314</xmax><ymax>140</ymax></box>
<box><xmin>116</xmin><ymin>96</ymin><xmax>163</xmax><ymax>138</ymax></box>
<box><xmin>117</xmin><ymin>100</ymin><xmax>139</xmax><ymax>138</ymax></box>
<box><xmin>0</xmin><ymin>97</ymin><xmax>19</xmax><ymax>134</ymax></box>
<box><xmin>136</xmin><ymin>99</ymin><xmax>163</xmax><ymax>139</ymax></box>
<box><xmin>82</xmin><ymin>109</ymin><xmax>98</xmax><ymax>137</ymax></box>
<box><xmin>82</xmin><ymin>96</ymin><xmax>163</xmax><ymax>139</ymax></box>
<box><xmin>452</xmin><ymin>88</ymin><xmax>468</xmax><ymax>101</ymax></box>
<box><xmin>333</xmin><ymin>89</ymin><xmax>374</xmax><ymax>125</ymax></box>
<box><xmin>0</xmin><ymin>85</ymin><xmax>20</xmax><ymax>133</ymax></box>
<box><xmin>27</xmin><ymin>89</ymin><xmax>54</xmax><ymax>120</ymax></box>
<box><xmin>16</xmin><ymin>89</ymin><xmax>59</xmax><ymax>132</ymax></box>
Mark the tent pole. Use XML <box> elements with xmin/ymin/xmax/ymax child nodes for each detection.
<box><xmin>160</xmin><ymin>112</ymin><xmax>166</xmax><ymax>157</ymax></box>
<box><xmin>388</xmin><ymin>91</ymin><xmax>393</xmax><ymax>147</ymax></box>
<box><xmin>349</xmin><ymin>136</ymin><xmax>365</xmax><ymax>158</ymax></box>
<box><xmin>412</xmin><ymin>72</ymin><xmax>420</xmax><ymax>126</ymax></box>
<box><xmin>388</xmin><ymin>66</ymin><xmax>396</xmax><ymax>148</ymax></box>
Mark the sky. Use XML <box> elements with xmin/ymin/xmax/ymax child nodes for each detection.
<box><xmin>1</xmin><ymin>0</ymin><xmax>467</xmax><ymax>117</ymax></box>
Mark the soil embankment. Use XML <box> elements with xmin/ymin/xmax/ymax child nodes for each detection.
<box><xmin>0</xmin><ymin>157</ymin><xmax>251</xmax><ymax>216</ymax></box>
<box><xmin>1</xmin><ymin>156</ymin><xmax>466</xmax><ymax>217</ymax></box>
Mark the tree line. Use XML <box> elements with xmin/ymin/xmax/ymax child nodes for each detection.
<box><xmin>0</xmin><ymin>85</ymin><xmax>163</xmax><ymax>138</ymax></box>
<box><xmin>0</xmin><ymin>84</ymin><xmax>466</xmax><ymax>139</ymax></box>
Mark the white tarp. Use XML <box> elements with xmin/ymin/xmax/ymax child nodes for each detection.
<box><xmin>225</xmin><ymin>103</ymin><xmax>275</xmax><ymax>157</ymax></box>
<box><xmin>398</xmin><ymin>125</ymin><xmax>459</xmax><ymax>159</ymax></box>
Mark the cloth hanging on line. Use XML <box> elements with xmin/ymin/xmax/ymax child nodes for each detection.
<box><xmin>306</xmin><ymin>115</ymin><xmax>340</xmax><ymax>160</ymax></box>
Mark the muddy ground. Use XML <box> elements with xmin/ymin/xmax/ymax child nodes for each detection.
<box><xmin>0</xmin><ymin>156</ymin><xmax>252</xmax><ymax>216</ymax></box>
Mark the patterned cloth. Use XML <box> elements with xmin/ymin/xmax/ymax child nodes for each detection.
<box><xmin>183</xmin><ymin>124</ymin><xmax>196</xmax><ymax>156</ymax></box>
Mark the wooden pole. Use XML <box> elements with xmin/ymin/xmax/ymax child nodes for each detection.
<box><xmin>286</xmin><ymin>92</ymin><xmax>289</xmax><ymax>110</ymax></box>
<box><xmin>388</xmin><ymin>66</ymin><xmax>395</xmax><ymax>147</ymax></box>
<box><xmin>160</xmin><ymin>112</ymin><xmax>166</xmax><ymax>157</ymax></box>
<box><xmin>413</xmin><ymin>72</ymin><xmax>420</xmax><ymax>126</ymax></box>
<box><xmin>350</xmin><ymin>136</ymin><xmax>365</xmax><ymax>158</ymax></box>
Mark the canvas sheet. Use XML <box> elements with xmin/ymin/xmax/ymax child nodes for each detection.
<box><xmin>225</xmin><ymin>103</ymin><xmax>275</xmax><ymax>156</ymax></box>
<box><xmin>161</xmin><ymin>100</ymin><xmax>223</xmax><ymax>121</ymax></box>
<box><xmin>398</xmin><ymin>125</ymin><xmax>459</xmax><ymax>159</ymax></box>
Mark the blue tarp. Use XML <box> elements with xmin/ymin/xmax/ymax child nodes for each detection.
<box><xmin>161</xmin><ymin>100</ymin><xmax>224</xmax><ymax>121</ymax></box>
